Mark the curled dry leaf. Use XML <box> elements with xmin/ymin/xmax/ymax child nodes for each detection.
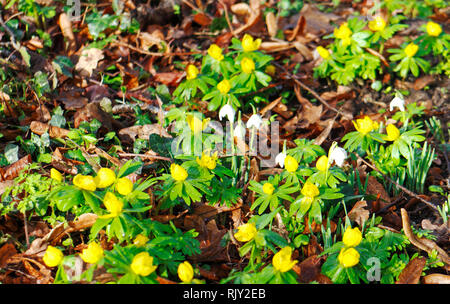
<box><xmin>0</xmin><ymin>154</ymin><xmax>32</xmax><ymax>182</ymax></box>
<box><xmin>422</xmin><ymin>273</ymin><xmax>450</xmax><ymax>284</ymax></box>
<box><xmin>230</xmin><ymin>3</ymin><xmax>251</xmax><ymax>16</ymax></box>
<box><xmin>58</xmin><ymin>13</ymin><xmax>76</xmax><ymax>55</ymax></box>
<box><xmin>266</xmin><ymin>12</ymin><xmax>277</xmax><ymax>38</ymax></box>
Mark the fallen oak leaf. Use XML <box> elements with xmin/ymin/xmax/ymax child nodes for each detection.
<box><xmin>422</xmin><ymin>273</ymin><xmax>450</xmax><ymax>284</ymax></box>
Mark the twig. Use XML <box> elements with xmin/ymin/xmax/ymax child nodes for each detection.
<box><xmin>219</xmin><ymin>0</ymin><xmax>237</xmax><ymax>38</ymax></box>
<box><xmin>117</xmin><ymin>153</ymin><xmax>172</xmax><ymax>162</ymax></box>
<box><xmin>23</xmin><ymin>211</ymin><xmax>29</xmax><ymax>248</ymax></box>
<box><xmin>111</xmin><ymin>41</ymin><xmax>202</xmax><ymax>57</ymax></box>
<box><xmin>357</xmin><ymin>155</ymin><xmax>439</xmax><ymax>212</ymax></box>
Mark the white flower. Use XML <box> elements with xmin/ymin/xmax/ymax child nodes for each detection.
<box><xmin>234</xmin><ymin>121</ymin><xmax>246</xmax><ymax>139</ymax></box>
<box><xmin>219</xmin><ymin>104</ymin><xmax>236</xmax><ymax>122</ymax></box>
<box><xmin>275</xmin><ymin>152</ymin><xmax>286</xmax><ymax>168</ymax></box>
<box><xmin>390</xmin><ymin>96</ymin><xmax>405</xmax><ymax>112</ymax></box>
<box><xmin>329</xmin><ymin>146</ymin><xmax>347</xmax><ymax>167</ymax></box>
<box><xmin>246</xmin><ymin>114</ymin><xmax>263</xmax><ymax>129</ymax></box>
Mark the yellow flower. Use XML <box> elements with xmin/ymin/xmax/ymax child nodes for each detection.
<box><xmin>368</xmin><ymin>16</ymin><xmax>386</xmax><ymax>32</ymax></box>
<box><xmin>316</xmin><ymin>46</ymin><xmax>330</xmax><ymax>60</ymax></box>
<box><xmin>178</xmin><ymin>261</ymin><xmax>194</xmax><ymax>283</ymax></box>
<box><xmin>217</xmin><ymin>79</ymin><xmax>231</xmax><ymax>95</ymax></box>
<box><xmin>186</xmin><ymin>64</ymin><xmax>199</xmax><ymax>80</ymax></box>
<box><xmin>116</xmin><ymin>177</ymin><xmax>133</xmax><ymax>195</ymax></box>
<box><xmin>186</xmin><ymin>114</ymin><xmax>210</xmax><ymax>134</ymax></box>
<box><xmin>241</xmin><ymin>57</ymin><xmax>255</xmax><ymax>74</ymax></box>
<box><xmin>94</xmin><ymin>168</ymin><xmax>116</xmax><ymax>188</ymax></box>
<box><xmin>50</xmin><ymin>168</ymin><xmax>63</xmax><ymax>182</ymax></box>
<box><xmin>352</xmin><ymin>116</ymin><xmax>376</xmax><ymax>135</ymax></box>
<box><xmin>80</xmin><ymin>242</ymin><xmax>104</xmax><ymax>264</ymax></box>
<box><xmin>426</xmin><ymin>21</ymin><xmax>442</xmax><ymax>37</ymax></box>
<box><xmin>284</xmin><ymin>155</ymin><xmax>299</xmax><ymax>173</ymax></box>
<box><xmin>338</xmin><ymin>247</ymin><xmax>360</xmax><ymax>268</ymax></box>
<box><xmin>265</xmin><ymin>64</ymin><xmax>276</xmax><ymax>76</ymax></box>
<box><xmin>43</xmin><ymin>245</ymin><xmax>64</xmax><ymax>267</ymax></box>
<box><xmin>241</xmin><ymin>34</ymin><xmax>261</xmax><ymax>52</ymax></box>
<box><xmin>196</xmin><ymin>151</ymin><xmax>218</xmax><ymax>170</ymax></box>
<box><xmin>385</xmin><ymin>124</ymin><xmax>400</xmax><ymax>141</ymax></box>
<box><xmin>404</xmin><ymin>43</ymin><xmax>419</xmax><ymax>58</ymax></box>
<box><xmin>272</xmin><ymin>247</ymin><xmax>298</xmax><ymax>273</ymax></box>
<box><xmin>208</xmin><ymin>44</ymin><xmax>224</xmax><ymax>61</ymax></box>
<box><xmin>301</xmin><ymin>181</ymin><xmax>320</xmax><ymax>199</ymax></box>
<box><xmin>131</xmin><ymin>252</ymin><xmax>157</xmax><ymax>276</ymax></box>
<box><xmin>234</xmin><ymin>223</ymin><xmax>257</xmax><ymax>243</ymax></box>
<box><xmin>170</xmin><ymin>163</ymin><xmax>188</xmax><ymax>182</ymax></box>
<box><xmin>316</xmin><ymin>155</ymin><xmax>329</xmax><ymax>172</ymax></box>
<box><xmin>100</xmin><ymin>192</ymin><xmax>123</xmax><ymax>218</ymax></box>
<box><xmin>334</xmin><ymin>23</ymin><xmax>352</xmax><ymax>46</ymax></box>
<box><xmin>73</xmin><ymin>174</ymin><xmax>96</xmax><ymax>191</ymax></box>
<box><xmin>262</xmin><ymin>183</ymin><xmax>274</xmax><ymax>195</ymax></box>
<box><xmin>342</xmin><ymin>227</ymin><xmax>362</xmax><ymax>247</ymax></box>
<box><xmin>133</xmin><ymin>234</ymin><xmax>149</xmax><ymax>247</ymax></box>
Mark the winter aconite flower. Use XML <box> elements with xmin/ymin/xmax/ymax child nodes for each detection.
<box><xmin>301</xmin><ymin>182</ymin><xmax>319</xmax><ymax>203</ymax></box>
<box><xmin>100</xmin><ymin>192</ymin><xmax>123</xmax><ymax>218</ymax></box>
<box><xmin>342</xmin><ymin>227</ymin><xmax>362</xmax><ymax>247</ymax></box>
<box><xmin>316</xmin><ymin>46</ymin><xmax>330</xmax><ymax>60</ymax></box>
<box><xmin>80</xmin><ymin>242</ymin><xmax>104</xmax><ymax>264</ymax></box>
<box><xmin>265</xmin><ymin>64</ymin><xmax>276</xmax><ymax>76</ymax></box>
<box><xmin>43</xmin><ymin>246</ymin><xmax>64</xmax><ymax>267</ymax></box>
<box><xmin>131</xmin><ymin>252</ymin><xmax>157</xmax><ymax>276</ymax></box>
<box><xmin>208</xmin><ymin>44</ymin><xmax>224</xmax><ymax>61</ymax></box>
<box><xmin>178</xmin><ymin>261</ymin><xmax>194</xmax><ymax>283</ymax></box>
<box><xmin>316</xmin><ymin>155</ymin><xmax>329</xmax><ymax>172</ymax></box>
<box><xmin>116</xmin><ymin>177</ymin><xmax>133</xmax><ymax>196</ymax></box>
<box><xmin>73</xmin><ymin>174</ymin><xmax>96</xmax><ymax>191</ymax></box>
<box><xmin>241</xmin><ymin>57</ymin><xmax>255</xmax><ymax>74</ymax></box>
<box><xmin>219</xmin><ymin>104</ymin><xmax>236</xmax><ymax>122</ymax></box>
<box><xmin>234</xmin><ymin>223</ymin><xmax>257</xmax><ymax>243</ymax></box>
<box><xmin>50</xmin><ymin>168</ymin><xmax>63</xmax><ymax>182</ymax></box>
<box><xmin>246</xmin><ymin>114</ymin><xmax>263</xmax><ymax>129</ymax></box>
<box><xmin>241</xmin><ymin>34</ymin><xmax>261</xmax><ymax>52</ymax></box>
<box><xmin>272</xmin><ymin>247</ymin><xmax>297</xmax><ymax>273</ymax></box>
<box><xmin>368</xmin><ymin>16</ymin><xmax>386</xmax><ymax>32</ymax></box>
<box><xmin>170</xmin><ymin>164</ymin><xmax>188</xmax><ymax>182</ymax></box>
<box><xmin>94</xmin><ymin>168</ymin><xmax>116</xmax><ymax>188</ymax></box>
<box><xmin>186</xmin><ymin>114</ymin><xmax>210</xmax><ymax>134</ymax></box>
<box><xmin>284</xmin><ymin>155</ymin><xmax>299</xmax><ymax>173</ymax></box>
<box><xmin>353</xmin><ymin>116</ymin><xmax>376</xmax><ymax>135</ymax></box>
<box><xmin>426</xmin><ymin>21</ymin><xmax>442</xmax><ymax>37</ymax></box>
<box><xmin>334</xmin><ymin>23</ymin><xmax>352</xmax><ymax>46</ymax></box>
<box><xmin>390</xmin><ymin>96</ymin><xmax>405</xmax><ymax>112</ymax></box>
<box><xmin>404</xmin><ymin>43</ymin><xmax>419</xmax><ymax>58</ymax></box>
<box><xmin>338</xmin><ymin>247</ymin><xmax>360</xmax><ymax>268</ymax></box>
<box><xmin>196</xmin><ymin>151</ymin><xmax>218</xmax><ymax>170</ymax></box>
<box><xmin>133</xmin><ymin>234</ymin><xmax>149</xmax><ymax>247</ymax></box>
<box><xmin>217</xmin><ymin>79</ymin><xmax>231</xmax><ymax>95</ymax></box>
<box><xmin>329</xmin><ymin>146</ymin><xmax>347</xmax><ymax>167</ymax></box>
<box><xmin>385</xmin><ymin>124</ymin><xmax>400</xmax><ymax>141</ymax></box>
<box><xmin>262</xmin><ymin>183</ymin><xmax>275</xmax><ymax>195</ymax></box>
<box><xmin>186</xmin><ymin>64</ymin><xmax>199</xmax><ymax>80</ymax></box>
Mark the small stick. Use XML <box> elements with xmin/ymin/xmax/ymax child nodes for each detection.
<box><xmin>357</xmin><ymin>155</ymin><xmax>438</xmax><ymax>212</ymax></box>
<box><xmin>117</xmin><ymin>153</ymin><xmax>172</xmax><ymax>162</ymax></box>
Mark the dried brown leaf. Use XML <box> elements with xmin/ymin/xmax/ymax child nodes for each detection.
<box><xmin>422</xmin><ymin>274</ymin><xmax>450</xmax><ymax>284</ymax></box>
<box><xmin>396</xmin><ymin>257</ymin><xmax>427</xmax><ymax>284</ymax></box>
<box><xmin>348</xmin><ymin>200</ymin><xmax>370</xmax><ymax>228</ymax></box>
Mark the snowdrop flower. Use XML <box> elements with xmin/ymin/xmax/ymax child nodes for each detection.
<box><xmin>234</xmin><ymin>121</ymin><xmax>246</xmax><ymax>139</ymax></box>
<box><xmin>329</xmin><ymin>146</ymin><xmax>347</xmax><ymax>167</ymax></box>
<box><xmin>246</xmin><ymin>114</ymin><xmax>263</xmax><ymax>129</ymax></box>
<box><xmin>219</xmin><ymin>104</ymin><xmax>236</xmax><ymax>122</ymax></box>
<box><xmin>390</xmin><ymin>96</ymin><xmax>405</xmax><ymax>112</ymax></box>
<box><xmin>275</xmin><ymin>152</ymin><xmax>287</xmax><ymax>168</ymax></box>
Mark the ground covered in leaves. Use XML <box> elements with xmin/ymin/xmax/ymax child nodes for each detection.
<box><xmin>0</xmin><ymin>0</ymin><xmax>449</xmax><ymax>284</ymax></box>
